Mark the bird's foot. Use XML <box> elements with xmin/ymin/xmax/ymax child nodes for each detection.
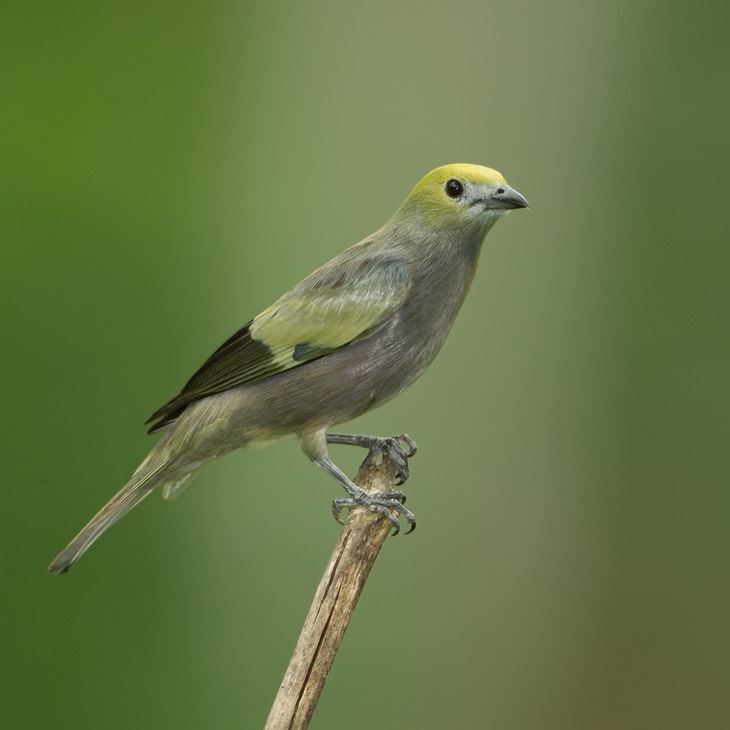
<box><xmin>332</xmin><ymin>488</ymin><xmax>416</xmax><ymax>536</ymax></box>
<box><xmin>315</xmin><ymin>434</ymin><xmax>418</xmax><ymax>535</ymax></box>
<box><xmin>327</xmin><ymin>433</ymin><xmax>418</xmax><ymax>485</ymax></box>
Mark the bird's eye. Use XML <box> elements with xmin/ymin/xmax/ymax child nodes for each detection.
<box><xmin>496</xmin><ymin>187</ymin><xmax>505</xmax><ymax>195</ymax></box>
<box><xmin>445</xmin><ymin>178</ymin><xmax>464</xmax><ymax>199</ymax></box>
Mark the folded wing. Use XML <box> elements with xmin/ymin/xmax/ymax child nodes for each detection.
<box><xmin>146</xmin><ymin>252</ymin><xmax>412</xmax><ymax>432</ymax></box>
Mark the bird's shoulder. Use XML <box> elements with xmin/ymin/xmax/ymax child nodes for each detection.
<box><xmin>250</xmin><ymin>241</ymin><xmax>412</xmax><ymax>349</ymax></box>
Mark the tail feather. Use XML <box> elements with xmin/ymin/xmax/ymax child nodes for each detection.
<box><xmin>48</xmin><ymin>464</ymin><xmax>168</xmax><ymax>574</ymax></box>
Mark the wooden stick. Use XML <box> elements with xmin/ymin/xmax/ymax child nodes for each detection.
<box><xmin>264</xmin><ymin>452</ymin><xmax>401</xmax><ymax>730</ymax></box>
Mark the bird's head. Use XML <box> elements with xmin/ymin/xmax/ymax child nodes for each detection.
<box><xmin>397</xmin><ymin>163</ymin><xmax>528</xmax><ymax>236</ymax></box>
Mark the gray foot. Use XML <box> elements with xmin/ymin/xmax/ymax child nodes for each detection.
<box><xmin>332</xmin><ymin>491</ymin><xmax>416</xmax><ymax>536</ymax></box>
<box><xmin>326</xmin><ymin>433</ymin><xmax>418</xmax><ymax>485</ymax></box>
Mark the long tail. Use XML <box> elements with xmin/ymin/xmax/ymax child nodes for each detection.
<box><xmin>48</xmin><ymin>463</ymin><xmax>170</xmax><ymax>574</ymax></box>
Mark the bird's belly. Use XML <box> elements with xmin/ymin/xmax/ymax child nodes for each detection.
<box><xmin>244</xmin><ymin>316</ymin><xmax>442</xmax><ymax>432</ymax></box>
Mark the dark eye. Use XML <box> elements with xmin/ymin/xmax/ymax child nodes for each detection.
<box><xmin>445</xmin><ymin>178</ymin><xmax>464</xmax><ymax>198</ymax></box>
<box><xmin>496</xmin><ymin>186</ymin><xmax>505</xmax><ymax>195</ymax></box>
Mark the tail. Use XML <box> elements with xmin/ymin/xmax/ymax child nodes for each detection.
<box><xmin>48</xmin><ymin>463</ymin><xmax>170</xmax><ymax>574</ymax></box>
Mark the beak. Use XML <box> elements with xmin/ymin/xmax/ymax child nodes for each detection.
<box><xmin>492</xmin><ymin>185</ymin><xmax>529</xmax><ymax>210</ymax></box>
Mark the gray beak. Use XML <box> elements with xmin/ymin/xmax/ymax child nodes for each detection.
<box><xmin>492</xmin><ymin>185</ymin><xmax>529</xmax><ymax>210</ymax></box>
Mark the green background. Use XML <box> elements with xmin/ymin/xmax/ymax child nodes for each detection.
<box><xmin>3</xmin><ymin>1</ymin><xmax>728</xmax><ymax>728</ymax></box>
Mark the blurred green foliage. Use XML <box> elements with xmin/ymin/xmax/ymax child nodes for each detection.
<box><xmin>2</xmin><ymin>1</ymin><xmax>728</xmax><ymax>728</ymax></box>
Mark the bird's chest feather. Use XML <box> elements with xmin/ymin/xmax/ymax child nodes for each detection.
<box><xmin>365</xmin><ymin>249</ymin><xmax>479</xmax><ymax>402</ymax></box>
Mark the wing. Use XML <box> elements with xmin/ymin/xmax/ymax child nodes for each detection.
<box><xmin>146</xmin><ymin>251</ymin><xmax>412</xmax><ymax>432</ymax></box>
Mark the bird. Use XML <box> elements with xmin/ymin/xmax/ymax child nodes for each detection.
<box><xmin>49</xmin><ymin>163</ymin><xmax>528</xmax><ymax>573</ymax></box>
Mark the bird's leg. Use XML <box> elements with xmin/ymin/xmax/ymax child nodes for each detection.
<box><xmin>312</xmin><ymin>456</ymin><xmax>416</xmax><ymax>536</ymax></box>
<box><xmin>300</xmin><ymin>429</ymin><xmax>416</xmax><ymax>535</ymax></box>
<box><xmin>326</xmin><ymin>433</ymin><xmax>418</xmax><ymax>486</ymax></box>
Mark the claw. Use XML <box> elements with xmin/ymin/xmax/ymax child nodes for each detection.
<box><xmin>330</xmin><ymin>490</ymin><xmax>416</xmax><ymax>535</ymax></box>
<box><xmin>333</xmin><ymin>497</ymin><xmax>356</xmax><ymax>525</ymax></box>
<box><xmin>395</xmin><ymin>434</ymin><xmax>418</xmax><ymax>458</ymax></box>
<box><xmin>326</xmin><ymin>432</ymin><xmax>418</xmax><ymax>485</ymax></box>
<box><xmin>370</xmin><ymin>435</ymin><xmax>415</xmax><ymax>484</ymax></box>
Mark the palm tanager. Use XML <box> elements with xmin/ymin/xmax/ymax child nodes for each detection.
<box><xmin>49</xmin><ymin>163</ymin><xmax>528</xmax><ymax>573</ymax></box>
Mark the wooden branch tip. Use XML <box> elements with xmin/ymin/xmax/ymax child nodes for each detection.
<box><xmin>264</xmin><ymin>453</ymin><xmax>401</xmax><ymax>730</ymax></box>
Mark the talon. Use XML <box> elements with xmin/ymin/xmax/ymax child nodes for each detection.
<box><xmin>395</xmin><ymin>434</ymin><xmax>418</xmax><ymax>458</ymax></box>
<box><xmin>330</xmin><ymin>490</ymin><xmax>415</xmax><ymax>535</ymax></box>
<box><xmin>376</xmin><ymin>436</ymin><xmax>413</xmax><ymax>484</ymax></box>
<box><xmin>332</xmin><ymin>496</ymin><xmax>358</xmax><ymax>525</ymax></box>
<box><xmin>390</xmin><ymin>453</ymin><xmax>409</xmax><ymax>484</ymax></box>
